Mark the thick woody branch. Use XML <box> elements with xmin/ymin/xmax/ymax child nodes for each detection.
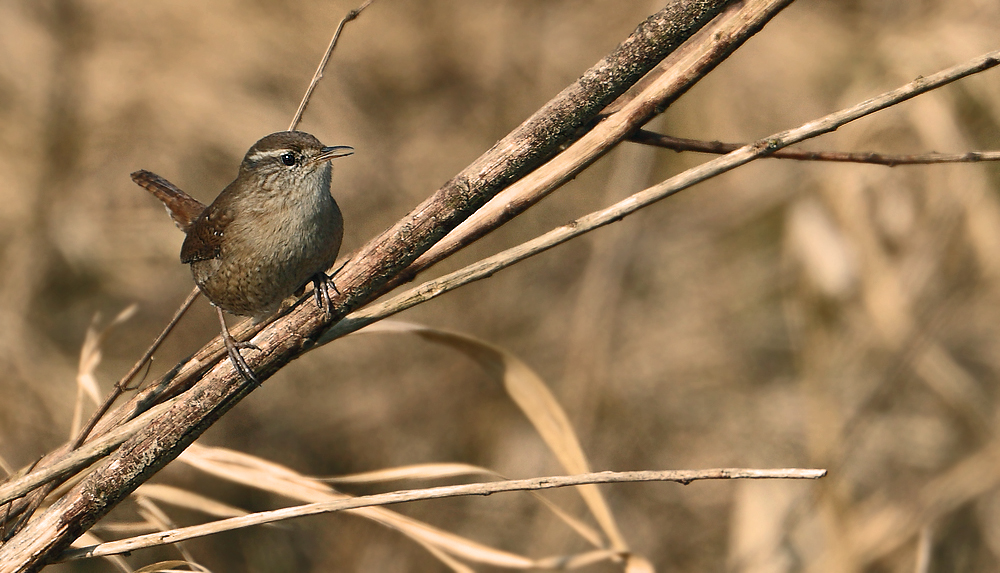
<box><xmin>0</xmin><ymin>2</ymin><xmax>737</xmax><ymax>570</ymax></box>
<box><xmin>393</xmin><ymin>0</ymin><xmax>793</xmax><ymax>284</ymax></box>
<box><xmin>0</xmin><ymin>401</ymin><xmax>177</xmax><ymax>507</ymax></box>
<box><xmin>336</xmin><ymin>0</ymin><xmax>738</xmax><ymax>307</ymax></box>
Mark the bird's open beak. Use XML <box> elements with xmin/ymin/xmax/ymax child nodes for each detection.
<box><xmin>312</xmin><ymin>145</ymin><xmax>354</xmax><ymax>163</ymax></box>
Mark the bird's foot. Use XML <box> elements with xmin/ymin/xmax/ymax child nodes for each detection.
<box><xmin>311</xmin><ymin>271</ymin><xmax>341</xmax><ymax>321</ymax></box>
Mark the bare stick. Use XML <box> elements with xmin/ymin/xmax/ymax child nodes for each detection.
<box><xmin>628</xmin><ymin>129</ymin><xmax>1000</xmax><ymax>165</ymax></box>
<box><xmin>288</xmin><ymin>0</ymin><xmax>376</xmax><ymax>131</ymax></box>
<box><xmin>62</xmin><ymin>467</ymin><xmax>826</xmax><ymax>561</ymax></box>
<box><xmin>310</xmin><ymin>0</ymin><xmax>784</xmax><ymax>302</ymax></box>
<box><xmin>326</xmin><ymin>0</ymin><xmax>733</xmax><ymax>309</ymax></box>
<box><xmin>320</xmin><ymin>48</ymin><xmax>1000</xmax><ymax>341</ymax></box>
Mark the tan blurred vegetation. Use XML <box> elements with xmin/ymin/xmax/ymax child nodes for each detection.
<box><xmin>2</xmin><ymin>0</ymin><xmax>1000</xmax><ymax>571</ymax></box>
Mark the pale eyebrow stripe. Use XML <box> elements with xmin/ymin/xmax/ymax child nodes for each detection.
<box><xmin>245</xmin><ymin>149</ymin><xmax>290</xmax><ymax>163</ymax></box>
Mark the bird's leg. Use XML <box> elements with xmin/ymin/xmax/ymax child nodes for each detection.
<box><xmin>217</xmin><ymin>307</ymin><xmax>259</xmax><ymax>383</ymax></box>
<box><xmin>311</xmin><ymin>259</ymin><xmax>348</xmax><ymax>320</ymax></box>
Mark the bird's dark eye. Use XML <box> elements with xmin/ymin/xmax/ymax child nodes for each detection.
<box><xmin>279</xmin><ymin>152</ymin><xmax>296</xmax><ymax>166</ymax></box>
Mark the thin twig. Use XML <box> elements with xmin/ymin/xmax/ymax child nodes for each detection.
<box><xmin>628</xmin><ymin>129</ymin><xmax>1000</xmax><ymax>165</ymax></box>
<box><xmin>62</xmin><ymin>467</ymin><xmax>826</xmax><ymax>561</ymax></box>
<box><xmin>288</xmin><ymin>0</ymin><xmax>375</xmax><ymax>131</ymax></box>
<box><xmin>320</xmin><ymin>49</ymin><xmax>1000</xmax><ymax>341</ymax></box>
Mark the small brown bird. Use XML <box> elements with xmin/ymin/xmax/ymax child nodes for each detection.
<box><xmin>132</xmin><ymin>131</ymin><xmax>354</xmax><ymax>381</ymax></box>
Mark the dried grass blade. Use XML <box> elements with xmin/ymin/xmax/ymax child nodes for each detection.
<box><xmin>357</xmin><ymin>320</ymin><xmax>628</xmax><ymax>550</ymax></box>
<box><xmin>322</xmin><ymin>462</ymin><xmax>496</xmax><ymax>484</ymax></box>
<box><xmin>177</xmin><ymin>444</ymin><xmax>537</xmax><ymax>568</ymax></box>
<box><xmin>134</xmin><ymin>484</ymin><xmax>248</xmax><ymax>519</ymax></box>
<box><xmin>534</xmin><ymin>549</ymin><xmax>621</xmax><ymax>569</ymax></box>
<box><xmin>73</xmin><ymin>305</ymin><xmax>139</xmax><ymax>437</ymax></box>
<box><xmin>133</xmin><ymin>560</ymin><xmax>211</xmax><ymax>573</ymax></box>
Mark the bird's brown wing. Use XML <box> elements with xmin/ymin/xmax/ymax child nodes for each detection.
<box><xmin>131</xmin><ymin>170</ymin><xmax>206</xmax><ymax>233</ymax></box>
<box><xmin>180</xmin><ymin>199</ymin><xmax>235</xmax><ymax>264</ymax></box>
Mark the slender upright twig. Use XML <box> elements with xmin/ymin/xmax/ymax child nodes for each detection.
<box><xmin>288</xmin><ymin>0</ymin><xmax>376</xmax><ymax>131</ymax></box>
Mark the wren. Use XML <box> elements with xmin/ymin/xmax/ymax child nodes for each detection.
<box><xmin>132</xmin><ymin>131</ymin><xmax>354</xmax><ymax>381</ymax></box>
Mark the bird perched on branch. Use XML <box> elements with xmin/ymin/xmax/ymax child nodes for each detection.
<box><xmin>133</xmin><ymin>131</ymin><xmax>354</xmax><ymax>381</ymax></box>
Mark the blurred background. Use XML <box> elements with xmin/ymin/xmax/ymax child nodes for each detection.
<box><xmin>2</xmin><ymin>0</ymin><xmax>1000</xmax><ymax>571</ymax></box>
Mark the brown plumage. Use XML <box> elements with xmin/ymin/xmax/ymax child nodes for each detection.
<box><xmin>133</xmin><ymin>130</ymin><xmax>353</xmax><ymax>381</ymax></box>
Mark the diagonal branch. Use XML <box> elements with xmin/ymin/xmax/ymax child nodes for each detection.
<box><xmin>332</xmin><ymin>0</ymin><xmax>740</xmax><ymax>309</ymax></box>
<box><xmin>391</xmin><ymin>0</ymin><xmax>794</xmax><ymax>288</ymax></box>
<box><xmin>0</xmin><ymin>2</ymin><xmax>738</xmax><ymax>570</ymax></box>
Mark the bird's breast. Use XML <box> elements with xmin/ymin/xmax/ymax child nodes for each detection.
<box><xmin>191</xmin><ymin>189</ymin><xmax>344</xmax><ymax>317</ymax></box>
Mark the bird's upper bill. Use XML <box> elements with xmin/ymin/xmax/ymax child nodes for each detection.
<box><xmin>311</xmin><ymin>145</ymin><xmax>354</xmax><ymax>164</ymax></box>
